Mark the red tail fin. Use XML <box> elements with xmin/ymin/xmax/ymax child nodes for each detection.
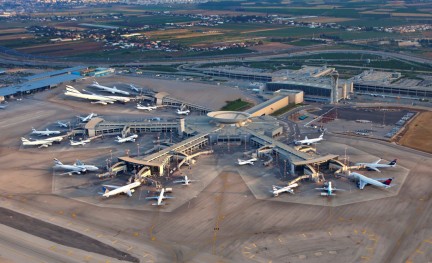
<box><xmin>383</xmin><ymin>178</ymin><xmax>393</xmax><ymax>185</ymax></box>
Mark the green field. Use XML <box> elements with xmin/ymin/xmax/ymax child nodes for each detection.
<box><xmin>221</xmin><ymin>99</ymin><xmax>253</xmax><ymax>111</ymax></box>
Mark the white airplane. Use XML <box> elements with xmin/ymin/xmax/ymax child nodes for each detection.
<box><xmin>272</xmin><ymin>183</ymin><xmax>299</xmax><ymax>196</ymax></box>
<box><xmin>237</xmin><ymin>158</ymin><xmax>258</xmax><ymax>165</ymax></box>
<box><xmin>173</xmin><ymin>175</ymin><xmax>198</xmax><ymax>186</ymax></box>
<box><xmin>75</xmin><ymin>160</ymin><xmax>99</xmax><ymax>172</ymax></box>
<box><xmin>349</xmin><ymin>171</ymin><xmax>393</xmax><ymax>190</ymax></box>
<box><xmin>64</xmin><ymin>85</ymin><xmax>116</xmax><ymax>105</ymax></box>
<box><xmin>294</xmin><ymin>133</ymin><xmax>324</xmax><ymax>145</ymax></box>
<box><xmin>145</xmin><ymin>188</ymin><xmax>174</xmax><ymax>206</ymax></box>
<box><xmin>53</xmin><ymin>158</ymin><xmax>86</xmax><ymax>175</ymax></box>
<box><xmin>136</xmin><ymin>104</ymin><xmax>157</xmax><ymax>111</ymax></box>
<box><xmin>76</xmin><ymin>113</ymin><xmax>95</xmax><ymax>122</ymax></box>
<box><xmin>70</xmin><ymin>138</ymin><xmax>91</xmax><ymax>146</ymax></box>
<box><xmin>21</xmin><ymin>137</ymin><xmax>53</xmax><ymax>148</ymax></box>
<box><xmin>355</xmin><ymin>159</ymin><xmax>397</xmax><ymax>172</ymax></box>
<box><xmin>315</xmin><ymin>181</ymin><xmax>345</xmax><ymax>196</ymax></box>
<box><xmin>31</xmin><ymin>128</ymin><xmax>61</xmax><ymax>136</ymax></box>
<box><xmin>177</xmin><ymin>109</ymin><xmax>190</xmax><ymax>115</ymax></box>
<box><xmin>90</xmin><ymin>81</ymin><xmax>130</xmax><ymax>95</ymax></box>
<box><xmin>57</xmin><ymin>121</ymin><xmax>69</xmax><ymax>128</ymax></box>
<box><xmin>100</xmin><ymin>181</ymin><xmax>142</xmax><ymax>198</ymax></box>
<box><xmin>82</xmin><ymin>89</ymin><xmax>131</xmax><ymax>103</ymax></box>
<box><xmin>115</xmin><ymin>134</ymin><xmax>138</xmax><ymax>143</ymax></box>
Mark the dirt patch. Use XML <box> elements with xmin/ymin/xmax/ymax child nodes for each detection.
<box><xmin>16</xmin><ymin>41</ymin><xmax>103</xmax><ymax>56</ymax></box>
<box><xmin>399</xmin><ymin>111</ymin><xmax>432</xmax><ymax>153</ymax></box>
<box><xmin>248</xmin><ymin>42</ymin><xmax>294</xmax><ymax>52</ymax></box>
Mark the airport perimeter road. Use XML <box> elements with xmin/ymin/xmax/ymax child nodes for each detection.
<box><xmin>1</xmin><ymin>45</ymin><xmax>431</xmax><ymax>67</ymax></box>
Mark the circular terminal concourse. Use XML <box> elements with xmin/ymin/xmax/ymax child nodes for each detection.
<box><xmin>207</xmin><ymin>111</ymin><xmax>251</xmax><ymax>124</ymax></box>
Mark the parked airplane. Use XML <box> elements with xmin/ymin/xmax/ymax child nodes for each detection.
<box><xmin>137</xmin><ymin>104</ymin><xmax>157</xmax><ymax>111</ymax></box>
<box><xmin>315</xmin><ymin>181</ymin><xmax>345</xmax><ymax>196</ymax></box>
<box><xmin>145</xmin><ymin>188</ymin><xmax>174</xmax><ymax>206</ymax></box>
<box><xmin>100</xmin><ymin>181</ymin><xmax>142</xmax><ymax>198</ymax></box>
<box><xmin>237</xmin><ymin>158</ymin><xmax>258</xmax><ymax>165</ymax></box>
<box><xmin>21</xmin><ymin>137</ymin><xmax>53</xmax><ymax>148</ymax></box>
<box><xmin>272</xmin><ymin>183</ymin><xmax>299</xmax><ymax>196</ymax></box>
<box><xmin>64</xmin><ymin>86</ymin><xmax>116</xmax><ymax>105</ymax></box>
<box><xmin>355</xmin><ymin>159</ymin><xmax>397</xmax><ymax>172</ymax></box>
<box><xmin>70</xmin><ymin>138</ymin><xmax>91</xmax><ymax>146</ymax></box>
<box><xmin>76</xmin><ymin>112</ymin><xmax>95</xmax><ymax>122</ymax></box>
<box><xmin>53</xmin><ymin>158</ymin><xmax>86</xmax><ymax>175</ymax></box>
<box><xmin>75</xmin><ymin>160</ymin><xmax>99</xmax><ymax>172</ymax></box>
<box><xmin>57</xmin><ymin>121</ymin><xmax>69</xmax><ymax>128</ymax></box>
<box><xmin>294</xmin><ymin>133</ymin><xmax>324</xmax><ymax>145</ymax></box>
<box><xmin>83</xmin><ymin>89</ymin><xmax>132</xmax><ymax>103</ymax></box>
<box><xmin>31</xmin><ymin>128</ymin><xmax>61</xmax><ymax>136</ymax></box>
<box><xmin>115</xmin><ymin>134</ymin><xmax>138</xmax><ymax>143</ymax></box>
<box><xmin>349</xmin><ymin>172</ymin><xmax>393</xmax><ymax>190</ymax></box>
<box><xmin>177</xmin><ymin>109</ymin><xmax>190</xmax><ymax>115</ymax></box>
<box><xmin>90</xmin><ymin>81</ymin><xmax>130</xmax><ymax>95</ymax></box>
<box><xmin>173</xmin><ymin>175</ymin><xmax>198</xmax><ymax>186</ymax></box>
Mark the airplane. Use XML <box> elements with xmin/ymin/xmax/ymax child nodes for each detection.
<box><xmin>70</xmin><ymin>138</ymin><xmax>91</xmax><ymax>146</ymax></box>
<box><xmin>176</xmin><ymin>109</ymin><xmax>190</xmax><ymax>115</ymax></box>
<box><xmin>0</xmin><ymin>104</ymin><xmax>7</xmax><ymax>109</ymax></box>
<box><xmin>355</xmin><ymin>159</ymin><xmax>397</xmax><ymax>172</ymax></box>
<box><xmin>145</xmin><ymin>188</ymin><xmax>174</xmax><ymax>206</ymax></box>
<box><xmin>271</xmin><ymin>183</ymin><xmax>299</xmax><ymax>196</ymax></box>
<box><xmin>100</xmin><ymin>181</ymin><xmax>142</xmax><ymax>198</ymax></box>
<box><xmin>53</xmin><ymin>158</ymin><xmax>86</xmax><ymax>175</ymax></box>
<box><xmin>315</xmin><ymin>181</ymin><xmax>345</xmax><ymax>196</ymax></box>
<box><xmin>75</xmin><ymin>160</ymin><xmax>99</xmax><ymax>172</ymax></box>
<box><xmin>65</xmin><ymin>85</ymin><xmax>116</xmax><ymax>105</ymax></box>
<box><xmin>173</xmin><ymin>175</ymin><xmax>198</xmax><ymax>186</ymax></box>
<box><xmin>136</xmin><ymin>104</ymin><xmax>157</xmax><ymax>111</ymax></box>
<box><xmin>76</xmin><ymin>113</ymin><xmax>95</xmax><ymax>122</ymax></box>
<box><xmin>115</xmin><ymin>134</ymin><xmax>138</xmax><ymax>143</ymax></box>
<box><xmin>44</xmin><ymin>135</ymin><xmax>64</xmax><ymax>143</ymax></box>
<box><xmin>90</xmin><ymin>81</ymin><xmax>130</xmax><ymax>95</ymax></box>
<box><xmin>21</xmin><ymin>137</ymin><xmax>53</xmax><ymax>148</ymax></box>
<box><xmin>82</xmin><ymin>89</ymin><xmax>131</xmax><ymax>103</ymax></box>
<box><xmin>31</xmin><ymin>128</ymin><xmax>61</xmax><ymax>136</ymax></box>
<box><xmin>237</xmin><ymin>158</ymin><xmax>258</xmax><ymax>165</ymax></box>
<box><xmin>349</xmin><ymin>171</ymin><xmax>393</xmax><ymax>190</ymax></box>
<box><xmin>294</xmin><ymin>133</ymin><xmax>324</xmax><ymax>145</ymax></box>
<box><xmin>57</xmin><ymin>121</ymin><xmax>69</xmax><ymax>128</ymax></box>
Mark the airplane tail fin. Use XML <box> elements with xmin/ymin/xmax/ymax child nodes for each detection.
<box><xmin>383</xmin><ymin>178</ymin><xmax>393</xmax><ymax>186</ymax></box>
<box><xmin>319</xmin><ymin>133</ymin><xmax>324</xmax><ymax>138</ymax></box>
<box><xmin>389</xmin><ymin>159</ymin><xmax>397</xmax><ymax>166</ymax></box>
<box><xmin>98</xmin><ymin>187</ymin><xmax>110</xmax><ymax>196</ymax></box>
<box><xmin>53</xmin><ymin>158</ymin><xmax>63</xmax><ymax>165</ymax></box>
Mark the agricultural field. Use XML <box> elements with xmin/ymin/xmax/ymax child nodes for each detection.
<box><xmin>399</xmin><ymin>111</ymin><xmax>432</xmax><ymax>154</ymax></box>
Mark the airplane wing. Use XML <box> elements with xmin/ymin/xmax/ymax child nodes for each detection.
<box><xmin>102</xmin><ymin>185</ymin><xmax>121</xmax><ymax>190</ymax></box>
<box><xmin>315</xmin><ymin>187</ymin><xmax>327</xmax><ymax>191</ymax></box>
<box><xmin>145</xmin><ymin>196</ymin><xmax>159</xmax><ymax>200</ymax></box>
<box><xmin>366</xmin><ymin>165</ymin><xmax>381</xmax><ymax>172</ymax></box>
<box><xmin>373</xmin><ymin>159</ymin><xmax>382</xmax><ymax>164</ymax></box>
<box><xmin>173</xmin><ymin>180</ymin><xmax>186</xmax><ymax>184</ymax></box>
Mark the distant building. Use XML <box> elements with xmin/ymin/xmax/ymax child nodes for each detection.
<box><xmin>0</xmin><ymin>66</ymin><xmax>87</xmax><ymax>98</ymax></box>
